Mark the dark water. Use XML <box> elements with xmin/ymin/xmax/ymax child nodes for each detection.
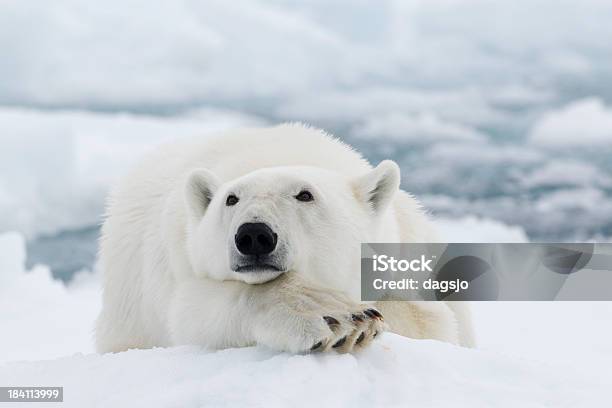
<box><xmin>26</xmin><ymin>225</ymin><xmax>100</xmax><ymax>282</ymax></box>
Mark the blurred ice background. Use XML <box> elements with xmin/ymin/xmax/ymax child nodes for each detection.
<box><xmin>1</xmin><ymin>0</ymin><xmax>612</xmax><ymax>279</ymax></box>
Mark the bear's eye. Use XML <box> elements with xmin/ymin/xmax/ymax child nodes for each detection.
<box><xmin>295</xmin><ymin>190</ymin><xmax>314</xmax><ymax>202</ymax></box>
<box><xmin>226</xmin><ymin>194</ymin><xmax>239</xmax><ymax>206</ymax></box>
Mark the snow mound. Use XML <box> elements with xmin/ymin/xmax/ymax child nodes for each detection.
<box><xmin>529</xmin><ymin>98</ymin><xmax>612</xmax><ymax>147</ymax></box>
<box><xmin>0</xmin><ymin>107</ymin><xmax>263</xmax><ymax>238</ymax></box>
<box><xmin>0</xmin><ymin>232</ymin><xmax>99</xmax><ymax>363</ymax></box>
<box><xmin>0</xmin><ymin>334</ymin><xmax>603</xmax><ymax>408</ymax></box>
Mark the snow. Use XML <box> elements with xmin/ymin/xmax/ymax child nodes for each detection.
<box><xmin>472</xmin><ymin>302</ymin><xmax>612</xmax><ymax>373</ymax></box>
<box><xmin>0</xmin><ymin>107</ymin><xmax>263</xmax><ymax>238</ymax></box>
<box><xmin>434</xmin><ymin>216</ymin><xmax>529</xmax><ymax>243</ymax></box>
<box><xmin>529</xmin><ymin>98</ymin><xmax>612</xmax><ymax>147</ymax></box>
<box><xmin>2</xmin><ymin>0</ymin><xmax>612</xmax><ymax>121</ymax></box>
<box><xmin>0</xmin><ymin>232</ymin><xmax>25</xmax><ymax>285</ymax></box>
<box><xmin>279</xmin><ymin>87</ymin><xmax>508</xmax><ymax>128</ymax></box>
<box><xmin>521</xmin><ymin>161</ymin><xmax>612</xmax><ymax>188</ymax></box>
<box><xmin>354</xmin><ymin>112</ymin><xmax>487</xmax><ymax>143</ymax></box>
<box><xmin>1</xmin><ymin>334</ymin><xmax>605</xmax><ymax>408</ymax></box>
<box><xmin>0</xmin><ymin>233</ymin><xmax>99</xmax><ymax>363</ymax></box>
<box><xmin>534</xmin><ymin>187</ymin><xmax>611</xmax><ymax>213</ymax></box>
<box><xmin>1</xmin><ymin>230</ymin><xmax>610</xmax><ymax>407</ymax></box>
<box><xmin>0</xmin><ymin>0</ymin><xmax>352</xmax><ymax>107</ymax></box>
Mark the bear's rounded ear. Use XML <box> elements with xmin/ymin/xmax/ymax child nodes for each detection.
<box><xmin>185</xmin><ymin>168</ymin><xmax>221</xmax><ymax>220</ymax></box>
<box><xmin>352</xmin><ymin>160</ymin><xmax>400</xmax><ymax>215</ymax></box>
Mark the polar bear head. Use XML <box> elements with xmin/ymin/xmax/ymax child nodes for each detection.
<box><xmin>184</xmin><ymin>161</ymin><xmax>400</xmax><ymax>288</ymax></box>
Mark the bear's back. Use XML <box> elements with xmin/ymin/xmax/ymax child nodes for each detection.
<box><xmin>189</xmin><ymin>123</ymin><xmax>372</xmax><ymax>182</ymax></box>
<box><xmin>110</xmin><ymin>123</ymin><xmax>371</xmax><ymax>207</ymax></box>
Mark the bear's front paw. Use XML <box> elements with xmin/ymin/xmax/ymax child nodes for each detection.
<box><xmin>253</xmin><ymin>276</ymin><xmax>387</xmax><ymax>353</ymax></box>
<box><xmin>309</xmin><ymin>307</ymin><xmax>385</xmax><ymax>353</ymax></box>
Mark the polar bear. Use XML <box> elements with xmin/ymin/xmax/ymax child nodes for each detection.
<box><xmin>96</xmin><ymin>124</ymin><xmax>475</xmax><ymax>354</ymax></box>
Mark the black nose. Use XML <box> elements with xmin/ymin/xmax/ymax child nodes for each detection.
<box><xmin>235</xmin><ymin>223</ymin><xmax>278</xmax><ymax>256</ymax></box>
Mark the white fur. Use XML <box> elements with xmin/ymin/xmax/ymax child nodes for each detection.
<box><xmin>96</xmin><ymin>124</ymin><xmax>475</xmax><ymax>353</ymax></box>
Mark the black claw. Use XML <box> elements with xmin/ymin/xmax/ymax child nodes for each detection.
<box><xmin>311</xmin><ymin>341</ymin><xmax>323</xmax><ymax>351</ymax></box>
<box><xmin>323</xmin><ymin>316</ymin><xmax>340</xmax><ymax>326</ymax></box>
<box><xmin>355</xmin><ymin>332</ymin><xmax>366</xmax><ymax>345</ymax></box>
<box><xmin>373</xmin><ymin>331</ymin><xmax>380</xmax><ymax>338</ymax></box>
<box><xmin>364</xmin><ymin>309</ymin><xmax>383</xmax><ymax>320</ymax></box>
<box><xmin>363</xmin><ymin>310</ymin><xmax>375</xmax><ymax>318</ymax></box>
<box><xmin>352</xmin><ymin>313</ymin><xmax>365</xmax><ymax>323</ymax></box>
<box><xmin>332</xmin><ymin>336</ymin><xmax>347</xmax><ymax>348</ymax></box>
